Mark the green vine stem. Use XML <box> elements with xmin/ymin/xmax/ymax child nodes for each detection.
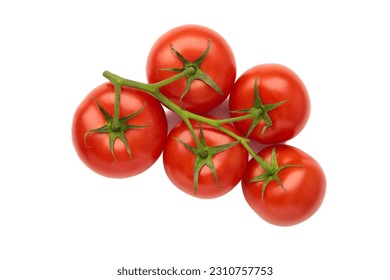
<box><xmin>102</xmin><ymin>69</ymin><xmax>273</xmax><ymax>174</ymax></box>
<box><xmin>111</xmin><ymin>84</ymin><xmax>122</xmax><ymax>131</ymax></box>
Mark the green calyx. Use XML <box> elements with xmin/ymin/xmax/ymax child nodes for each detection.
<box><xmin>84</xmin><ymin>98</ymin><xmax>150</xmax><ymax>161</ymax></box>
<box><xmin>175</xmin><ymin>122</ymin><xmax>239</xmax><ymax>195</ymax></box>
<box><xmin>248</xmin><ymin>147</ymin><xmax>302</xmax><ymax>202</ymax></box>
<box><xmin>161</xmin><ymin>38</ymin><xmax>224</xmax><ymax>102</ymax></box>
<box><xmin>231</xmin><ymin>78</ymin><xmax>287</xmax><ymax>137</ymax></box>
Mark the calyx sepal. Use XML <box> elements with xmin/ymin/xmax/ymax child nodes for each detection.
<box><xmin>175</xmin><ymin>122</ymin><xmax>239</xmax><ymax>195</ymax></box>
<box><xmin>231</xmin><ymin>78</ymin><xmax>287</xmax><ymax>137</ymax></box>
<box><xmin>248</xmin><ymin>146</ymin><xmax>302</xmax><ymax>201</ymax></box>
<box><xmin>84</xmin><ymin>98</ymin><xmax>150</xmax><ymax>162</ymax></box>
<box><xmin>161</xmin><ymin>39</ymin><xmax>224</xmax><ymax>102</ymax></box>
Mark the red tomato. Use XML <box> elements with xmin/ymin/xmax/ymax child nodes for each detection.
<box><xmin>163</xmin><ymin>118</ymin><xmax>248</xmax><ymax>199</ymax></box>
<box><xmin>72</xmin><ymin>83</ymin><xmax>167</xmax><ymax>178</ymax></box>
<box><xmin>146</xmin><ymin>24</ymin><xmax>236</xmax><ymax>114</ymax></box>
<box><xmin>229</xmin><ymin>64</ymin><xmax>310</xmax><ymax>144</ymax></box>
<box><xmin>242</xmin><ymin>144</ymin><xmax>326</xmax><ymax>226</ymax></box>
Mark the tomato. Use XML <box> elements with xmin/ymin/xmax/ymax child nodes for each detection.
<box><xmin>229</xmin><ymin>64</ymin><xmax>310</xmax><ymax>144</ymax></box>
<box><xmin>242</xmin><ymin>144</ymin><xmax>326</xmax><ymax>226</ymax></box>
<box><xmin>72</xmin><ymin>83</ymin><xmax>167</xmax><ymax>178</ymax></box>
<box><xmin>146</xmin><ymin>24</ymin><xmax>236</xmax><ymax>114</ymax></box>
<box><xmin>163</xmin><ymin>118</ymin><xmax>248</xmax><ymax>199</ymax></box>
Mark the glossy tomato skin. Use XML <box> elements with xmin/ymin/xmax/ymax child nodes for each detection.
<box><xmin>146</xmin><ymin>24</ymin><xmax>236</xmax><ymax>114</ymax></box>
<box><xmin>242</xmin><ymin>144</ymin><xmax>326</xmax><ymax>226</ymax></box>
<box><xmin>229</xmin><ymin>64</ymin><xmax>310</xmax><ymax>144</ymax></box>
<box><xmin>72</xmin><ymin>83</ymin><xmax>167</xmax><ymax>178</ymax></box>
<box><xmin>163</xmin><ymin>118</ymin><xmax>248</xmax><ymax>199</ymax></box>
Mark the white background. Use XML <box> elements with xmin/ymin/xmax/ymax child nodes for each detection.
<box><xmin>1</xmin><ymin>0</ymin><xmax>389</xmax><ymax>279</ymax></box>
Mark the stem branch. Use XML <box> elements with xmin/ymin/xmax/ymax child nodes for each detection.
<box><xmin>102</xmin><ymin>70</ymin><xmax>272</xmax><ymax>173</ymax></box>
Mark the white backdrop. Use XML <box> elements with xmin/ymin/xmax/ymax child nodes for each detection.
<box><xmin>1</xmin><ymin>0</ymin><xmax>389</xmax><ymax>279</ymax></box>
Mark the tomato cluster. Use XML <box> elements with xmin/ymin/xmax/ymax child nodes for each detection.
<box><xmin>72</xmin><ymin>24</ymin><xmax>326</xmax><ymax>226</ymax></box>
